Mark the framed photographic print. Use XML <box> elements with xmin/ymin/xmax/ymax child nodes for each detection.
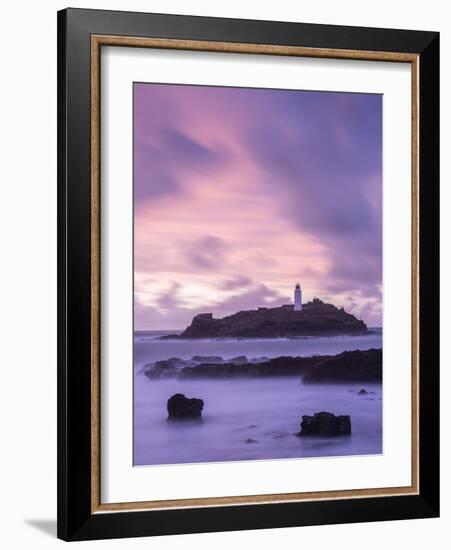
<box><xmin>57</xmin><ymin>8</ymin><xmax>439</xmax><ymax>541</ymax></box>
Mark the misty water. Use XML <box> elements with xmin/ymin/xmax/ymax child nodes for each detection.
<box><xmin>134</xmin><ymin>331</ymin><xmax>382</xmax><ymax>466</ymax></box>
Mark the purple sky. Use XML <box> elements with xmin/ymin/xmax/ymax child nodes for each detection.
<box><xmin>134</xmin><ymin>83</ymin><xmax>382</xmax><ymax>330</ymax></box>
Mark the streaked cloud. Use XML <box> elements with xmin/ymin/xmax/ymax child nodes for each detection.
<box><xmin>134</xmin><ymin>83</ymin><xmax>382</xmax><ymax>328</ymax></box>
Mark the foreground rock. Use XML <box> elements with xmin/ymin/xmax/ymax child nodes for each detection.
<box><xmin>167</xmin><ymin>393</ymin><xmax>204</xmax><ymax>421</ymax></box>
<box><xmin>163</xmin><ymin>298</ymin><xmax>367</xmax><ymax>339</ymax></box>
<box><xmin>298</xmin><ymin>411</ymin><xmax>351</xmax><ymax>436</ymax></box>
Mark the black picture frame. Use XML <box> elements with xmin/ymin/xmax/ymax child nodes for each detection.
<box><xmin>57</xmin><ymin>7</ymin><xmax>439</xmax><ymax>541</ymax></box>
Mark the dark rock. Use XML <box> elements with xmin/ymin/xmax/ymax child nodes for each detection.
<box><xmin>358</xmin><ymin>388</ymin><xmax>368</xmax><ymax>395</ymax></box>
<box><xmin>172</xmin><ymin>299</ymin><xmax>367</xmax><ymax>339</ymax></box>
<box><xmin>298</xmin><ymin>411</ymin><xmax>351</xmax><ymax>436</ymax></box>
<box><xmin>303</xmin><ymin>349</ymin><xmax>382</xmax><ymax>383</ymax></box>
<box><xmin>167</xmin><ymin>393</ymin><xmax>204</xmax><ymax>421</ymax></box>
<box><xmin>245</xmin><ymin>438</ymin><xmax>258</xmax><ymax>443</ymax></box>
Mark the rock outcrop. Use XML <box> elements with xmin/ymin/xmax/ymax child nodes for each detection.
<box><xmin>298</xmin><ymin>411</ymin><xmax>351</xmax><ymax>436</ymax></box>
<box><xmin>144</xmin><ymin>349</ymin><xmax>382</xmax><ymax>382</ymax></box>
<box><xmin>145</xmin><ymin>357</ymin><xmax>188</xmax><ymax>379</ymax></box>
<box><xmin>163</xmin><ymin>298</ymin><xmax>367</xmax><ymax>339</ymax></box>
<box><xmin>302</xmin><ymin>349</ymin><xmax>382</xmax><ymax>383</ymax></box>
<box><xmin>144</xmin><ymin>355</ymin><xmax>257</xmax><ymax>379</ymax></box>
<box><xmin>178</xmin><ymin>355</ymin><xmax>321</xmax><ymax>379</ymax></box>
<box><xmin>167</xmin><ymin>393</ymin><xmax>204</xmax><ymax>421</ymax></box>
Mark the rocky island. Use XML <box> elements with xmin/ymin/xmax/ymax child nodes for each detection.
<box><xmin>163</xmin><ymin>298</ymin><xmax>367</xmax><ymax>339</ymax></box>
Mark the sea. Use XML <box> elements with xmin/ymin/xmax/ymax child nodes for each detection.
<box><xmin>134</xmin><ymin>329</ymin><xmax>382</xmax><ymax>466</ymax></box>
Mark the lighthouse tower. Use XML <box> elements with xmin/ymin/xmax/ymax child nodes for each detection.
<box><xmin>294</xmin><ymin>283</ymin><xmax>302</xmax><ymax>311</ymax></box>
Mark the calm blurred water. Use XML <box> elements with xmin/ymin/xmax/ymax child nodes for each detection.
<box><xmin>134</xmin><ymin>329</ymin><xmax>382</xmax><ymax>366</ymax></box>
<box><xmin>133</xmin><ymin>331</ymin><xmax>382</xmax><ymax>466</ymax></box>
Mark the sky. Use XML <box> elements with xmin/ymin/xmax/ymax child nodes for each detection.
<box><xmin>134</xmin><ymin>83</ymin><xmax>382</xmax><ymax>330</ymax></box>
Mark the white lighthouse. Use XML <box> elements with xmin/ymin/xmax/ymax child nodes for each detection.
<box><xmin>294</xmin><ymin>283</ymin><xmax>302</xmax><ymax>311</ymax></box>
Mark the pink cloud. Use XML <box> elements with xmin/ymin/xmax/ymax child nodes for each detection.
<box><xmin>133</xmin><ymin>84</ymin><xmax>383</xmax><ymax>329</ymax></box>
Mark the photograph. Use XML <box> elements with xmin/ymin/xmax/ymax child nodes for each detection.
<box><xmin>53</xmin><ymin>5</ymin><xmax>440</xmax><ymax>542</ymax></box>
<box><xmin>133</xmin><ymin>82</ymin><xmax>383</xmax><ymax>466</ymax></box>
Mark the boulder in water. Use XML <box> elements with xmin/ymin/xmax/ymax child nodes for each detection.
<box><xmin>167</xmin><ymin>393</ymin><xmax>204</xmax><ymax>421</ymax></box>
<box><xmin>298</xmin><ymin>411</ymin><xmax>351</xmax><ymax>436</ymax></box>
